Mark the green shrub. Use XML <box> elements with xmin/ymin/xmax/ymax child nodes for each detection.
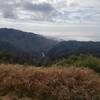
<box><xmin>54</xmin><ymin>54</ymin><xmax>100</xmax><ymax>73</ymax></box>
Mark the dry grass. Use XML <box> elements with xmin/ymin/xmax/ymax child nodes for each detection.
<box><xmin>0</xmin><ymin>64</ymin><xmax>100</xmax><ymax>100</ymax></box>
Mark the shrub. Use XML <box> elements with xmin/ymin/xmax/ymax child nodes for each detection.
<box><xmin>55</xmin><ymin>55</ymin><xmax>100</xmax><ymax>73</ymax></box>
<box><xmin>0</xmin><ymin>64</ymin><xmax>100</xmax><ymax>100</ymax></box>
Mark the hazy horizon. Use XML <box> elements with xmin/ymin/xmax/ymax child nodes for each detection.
<box><xmin>0</xmin><ymin>0</ymin><xmax>100</xmax><ymax>41</ymax></box>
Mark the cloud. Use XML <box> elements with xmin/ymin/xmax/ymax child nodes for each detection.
<box><xmin>55</xmin><ymin>0</ymin><xmax>100</xmax><ymax>22</ymax></box>
<box><xmin>0</xmin><ymin>0</ymin><xmax>100</xmax><ymax>23</ymax></box>
<box><xmin>20</xmin><ymin>1</ymin><xmax>58</xmax><ymax>21</ymax></box>
<box><xmin>2</xmin><ymin>6</ymin><xmax>17</xmax><ymax>19</ymax></box>
<box><xmin>0</xmin><ymin>0</ymin><xmax>18</xmax><ymax>19</ymax></box>
<box><xmin>23</xmin><ymin>2</ymin><xmax>54</xmax><ymax>12</ymax></box>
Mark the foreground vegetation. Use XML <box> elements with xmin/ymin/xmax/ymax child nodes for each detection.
<box><xmin>0</xmin><ymin>64</ymin><xmax>100</xmax><ymax>100</ymax></box>
<box><xmin>0</xmin><ymin>51</ymin><xmax>100</xmax><ymax>73</ymax></box>
<box><xmin>54</xmin><ymin>54</ymin><xmax>100</xmax><ymax>73</ymax></box>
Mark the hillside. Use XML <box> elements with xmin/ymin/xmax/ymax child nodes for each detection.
<box><xmin>1</xmin><ymin>28</ymin><xmax>100</xmax><ymax>66</ymax></box>
<box><xmin>0</xmin><ymin>64</ymin><xmax>100</xmax><ymax>100</ymax></box>
<box><xmin>0</xmin><ymin>28</ymin><xmax>58</xmax><ymax>57</ymax></box>
<box><xmin>47</xmin><ymin>41</ymin><xmax>100</xmax><ymax>60</ymax></box>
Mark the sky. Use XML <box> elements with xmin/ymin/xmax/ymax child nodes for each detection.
<box><xmin>0</xmin><ymin>0</ymin><xmax>100</xmax><ymax>41</ymax></box>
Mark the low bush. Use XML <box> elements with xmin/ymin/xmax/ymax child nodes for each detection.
<box><xmin>0</xmin><ymin>64</ymin><xmax>100</xmax><ymax>100</ymax></box>
<box><xmin>55</xmin><ymin>55</ymin><xmax>100</xmax><ymax>73</ymax></box>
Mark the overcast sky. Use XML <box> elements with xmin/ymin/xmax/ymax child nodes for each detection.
<box><xmin>0</xmin><ymin>0</ymin><xmax>100</xmax><ymax>41</ymax></box>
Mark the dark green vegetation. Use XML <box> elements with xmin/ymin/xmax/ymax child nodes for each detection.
<box><xmin>0</xmin><ymin>51</ymin><xmax>100</xmax><ymax>73</ymax></box>
<box><xmin>0</xmin><ymin>64</ymin><xmax>100</xmax><ymax>100</ymax></box>
<box><xmin>54</xmin><ymin>54</ymin><xmax>100</xmax><ymax>73</ymax></box>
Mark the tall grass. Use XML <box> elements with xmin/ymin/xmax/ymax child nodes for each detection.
<box><xmin>0</xmin><ymin>64</ymin><xmax>100</xmax><ymax>100</ymax></box>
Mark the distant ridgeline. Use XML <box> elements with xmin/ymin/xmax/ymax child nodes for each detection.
<box><xmin>0</xmin><ymin>28</ymin><xmax>100</xmax><ymax>66</ymax></box>
<box><xmin>0</xmin><ymin>28</ymin><xmax>58</xmax><ymax>65</ymax></box>
<box><xmin>47</xmin><ymin>41</ymin><xmax>100</xmax><ymax>60</ymax></box>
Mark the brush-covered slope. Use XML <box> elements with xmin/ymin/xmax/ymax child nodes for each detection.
<box><xmin>0</xmin><ymin>64</ymin><xmax>100</xmax><ymax>100</ymax></box>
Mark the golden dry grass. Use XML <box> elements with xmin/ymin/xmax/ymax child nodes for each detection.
<box><xmin>0</xmin><ymin>64</ymin><xmax>100</xmax><ymax>100</ymax></box>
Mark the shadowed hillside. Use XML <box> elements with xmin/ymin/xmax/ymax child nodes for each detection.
<box><xmin>0</xmin><ymin>28</ymin><xmax>58</xmax><ymax>56</ymax></box>
<box><xmin>1</xmin><ymin>28</ymin><xmax>100</xmax><ymax>66</ymax></box>
<box><xmin>0</xmin><ymin>64</ymin><xmax>100</xmax><ymax>100</ymax></box>
<box><xmin>47</xmin><ymin>41</ymin><xmax>100</xmax><ymax>60</ymax></box>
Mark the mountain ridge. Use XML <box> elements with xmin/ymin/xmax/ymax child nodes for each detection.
<box><xmin>47</xmin><ymin>41</ymin><xmax>100</xmax><ymax>60</ymax></box>
<box><xmin>0</xmin><ymin>28</ymin><xmax>100</xmax><ymax>65</ymax></box>
<box><xmin>0</xmin><ymin>28</ymin><xmax>58</xmax><ymax>58</ymax></box>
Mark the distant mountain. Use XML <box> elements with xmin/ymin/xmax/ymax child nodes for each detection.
<box><xmin>47</xmin><ymin>41</ymin><xmax>100</xmax><ymax>60</ymax></box>
<box><xmin>0</xmin><ymin>28</ymin><xmax>58</xmax><ymax>58</ymax></box>
<box><xmin>1</xmin><ymin>28</ymin><xmax>100</xmax><ymax>65</ymax></box>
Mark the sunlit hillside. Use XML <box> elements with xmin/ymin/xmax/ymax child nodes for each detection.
<box><xmin>0</xmin><ymin>64</ymin><xmax>100</xmax><ymax>100</ymax></box>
